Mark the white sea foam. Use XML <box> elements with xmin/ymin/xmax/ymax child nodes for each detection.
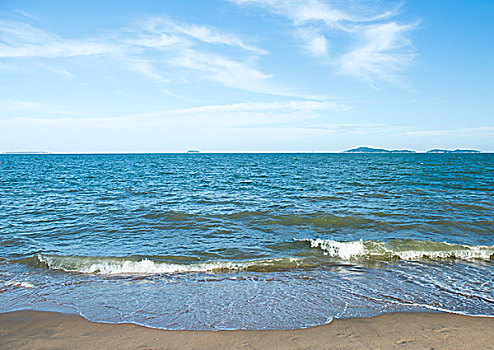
<box><xmin>298</xmin><ymin>238</ymin><xmax>494</xmax><ymax>261</ymax></box>
<box><xmin>304</xmin><ymin>238</ymin><xmax>366</xmax><ymax>260</ymax></box>
<box><xmin>4</xmin><ymin>280</ymin><xmax>34</xmax><ymax>288</ymax></box>
<box><xmin>36</xmin><ymin>238</ymin><xmax>494</xmax><ymax>275</ymax></box>
<box><xmin>37</xmin><ymin>255</ymin><xmax>302</xmax><ymax>275</ymax></box>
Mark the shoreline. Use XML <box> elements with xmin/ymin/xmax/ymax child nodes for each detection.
<box><xmin>1</xmin><ymin>310</ymin><xmax>493</xmax><ymax>349</ymax></box>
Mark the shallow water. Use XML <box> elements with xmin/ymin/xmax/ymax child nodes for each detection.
<box><xmin>1</xmin><ymin>153</ymin><xmax>493</xmax><ymax>329</ymax></box>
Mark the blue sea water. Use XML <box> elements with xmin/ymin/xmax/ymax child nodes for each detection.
<box><xmin>0</xmin><ymin>153</ymin><xmax>493</xmax><ymax>330</ymax></box>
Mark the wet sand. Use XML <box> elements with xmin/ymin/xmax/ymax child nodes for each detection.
<box><xmin>1</xmin><ymin>310</ymin><xmax>493</xmax><ymax>349</ymax></box>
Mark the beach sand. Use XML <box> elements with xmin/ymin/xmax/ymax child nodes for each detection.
<box><xmin>1</xmin><ymin>310</ymin><xmax>493</xmax><ymax>349</ymax></box>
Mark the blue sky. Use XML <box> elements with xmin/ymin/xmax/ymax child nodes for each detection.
<box><xmin>1</xmin><ymin>0</ymin><xmax>493</xmax><ymax>152</ymax></box>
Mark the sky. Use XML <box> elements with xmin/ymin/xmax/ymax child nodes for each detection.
<box><xmin>0</xmin><ymin>0</ymin><xmax>493</xmax><ymax>153</ymax></box>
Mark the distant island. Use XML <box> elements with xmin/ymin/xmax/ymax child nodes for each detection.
<box><xmin>344</xmin><ymin>147</ymin><xmax>415</xmax><ymax>153</ymax></box>
<box><xmin>2</xmin><ymin>151</ymin><xmax>52</xmax><ymax>154</ymax></box>
<box><xmin>426</xmin><ymin>149</ymin><xmax>481</xmax><ymax>154</ymax></box>
<box><xmin>344</xmin><ymin>147</ymin><xmax>481</xmax><ymax>154</ymax></box>
<box><xmin>186</xmin><ymin>150</ymin><xmax>200</xmax><ymax>153</ymax></box>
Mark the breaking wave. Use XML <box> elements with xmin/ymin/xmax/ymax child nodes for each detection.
<box><xmin>33</xmin><ymin>239</ymin><xmax>494</xmax><ymax>275</ymax></box>
<box><xmin>36</xmin><ymin>255</ymin><xmax>305</xmax><ymax>275</ymax></box>
<box><xmin>300</xmin><ymin>238</ymin><xmax>494</xmax><ymax>261</ymax></box>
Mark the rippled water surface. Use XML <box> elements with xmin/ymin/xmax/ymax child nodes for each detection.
<box><xmin>1</xmin><ymin>153</ymin><xmax>493</xmax><ymax>329</ymax></box>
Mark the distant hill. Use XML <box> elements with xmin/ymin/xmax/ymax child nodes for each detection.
<box><xmin>344</xmin><ymin>147</ymin><xmax>415</xmax><ymax>153</ymax></box>
<box><xmin>343</xmin><ymin>147</ymin><xmax>482</xmax><ymax>154</ymax></box>
<box><xmin>426</xmin><ymin>149</ymin><xmax>481</xmax><ymax>154</ymax></box>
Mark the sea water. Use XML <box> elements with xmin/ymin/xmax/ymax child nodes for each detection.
<box><xmin>0</xmin><ymin>153</ymin><xmax>493</xmax><ymax>329</ymax></box>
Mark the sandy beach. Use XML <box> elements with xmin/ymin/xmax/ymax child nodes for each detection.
<box><xmin>1</xmin><ymin>310</ymin><xmax>493</xmax><ymax>350</ymax></box>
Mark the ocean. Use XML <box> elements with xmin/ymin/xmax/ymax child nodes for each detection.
<box><xmin>0</xmin><ymin>153</ymin><xmax>493</xmax><ymax>330</ymax></box>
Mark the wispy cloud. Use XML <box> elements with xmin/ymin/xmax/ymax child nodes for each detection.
<box><xmin>0</xmin><ymin>100</ymin><xmax>39</xmax><ymax>112</ymax></box>
<box><xmin>232</xmin><ymin>0</ymin><xmax>354</xmax><ymax>29</ymax></box>
<box><xmin>0</xmin><ymin>20</ymin><xmax>116</xmax><ymax>58</ymax></box>
<box><xmin>170</xmin><ymin>49</ymin><xmax>271</xmax><ymax>93</ymax></box>
<box><xmin>147</xmin><ymin>100</ymin><xmax>352</xmax><ymax>116</ymax></box>
<box><xmin>0</xmin><ymin>16</ymin><xmax>276</xmax><ymax>94</ymax></box>
<box><xmin>0</xmin><ymin>99</ymin><xmax>95</xmax><ymax>118</ymax></box>
<box><xmin>118</xmin><ymin>56</ymin><xmax>169</xmax><ymax>82</ymax></box>
<box><xmin>231</xmin><ymin>0</ymin><xmax>417</xmax><ymax>83</ymax></box>
<box><xmin>128</xmin><ymin>17</ymin><xmax>279</xmax><ymax>93</ymax></box>
<box><xmin>137</xmin><ymin>17</ymin><xmax>267</xmax><ymax>54</ymax></box>
<box><xmin>404</xmin><ymin>126</ymin><xmax>494</xmax><ymax>137</ymax></box>
<box><xmin>0</xmin><ymin>99</ymin><xmax>349</xmax><ymax>127</ymax></box>
<box><xmin>156</xmin><ymin>100</ymin><xmax>349</xmax><ymax>115</ymax></box>
<box><xmin>11</xmin><ymin>9</ymin><xmax>42</xmax><ymax>21</ymax></box>
<box><xmin>340</xmin><ymin>21</ymin><xmax>417</xmax><ymax>82</ymax></box>
<box><xmin>296</xmin><ymin>28</ymin><xmax>329</xmax><ymax>57</ymax></box>
<box><xmin>130</xmin><ymin>99</ymin><xmax>351</xmax><ymax>130</ymax></box>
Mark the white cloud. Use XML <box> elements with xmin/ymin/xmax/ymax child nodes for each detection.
<box><xmin>155</xmin><ymin>100</ymin><xmax>349</xmax><ymax>116</ymax></box>
<box><xmin>141</xmin><ymin>100</ymin><xmax>351</xmax><ymax>116</ymax></box>
<box><xmin>139</xmin><ymin>17</ymin><xmax>267</xmax><ymax>54</ymax></box>
<box><xmin>0</xmin><ymin>100</ymin><xmax>39</xmax><ymax>111</ymax></box>
<box><xmin>232</xmin><ymin>0</ymin><xmax>353</xmax><ymax>29</ymax></box>
<box><xmin>404</xmin><ymin>127</ymin><xmax>494</xmax><ymax>137</ymax></box>
<box><xmin>231</xmin><ymin>0</ymin><xmax>416</xmax><ymax>83</ymax></box>
<box><xmin>171</xmin><ymin>49</ymin><xmax>272</xmax><ymax>93</ymax></box>
<box><xmin>168</xmin><ymin>48</ymin><xmax>320</xmax><ymax>97</ymax></box>
<box><xmin>340</xmin><ymin>21</ymin><xmax>417</xmax><ymax>82</ymax></box>
<box><xmin>0</xmin><ymin>99</ymin><xmax>348</xmax><ymax>128</ymax></box>
<box><xmin>126</xmin><ymin>33</ymin><xmax>184</xmax><ymax>49</ymax></box>
<box><xmin>0</xmin><ymin>20</ymin><xmax>116</xmax><ymax>58</ymax></box>
<box><xmin>0</xmin><ymin>17</ymin><xmax>279</xmax><ymax>94</ymax></box>
<box><xmin>0</xmin><ymin>20</ymin><xmax>54</xmax><ymax>45</ymax></box>
<box><xmin>232</xmin><ymin>0</ymin><xmax>400</xmax><ymax>28</ymax></box>
<box><xmin>296</xmin><ymin>28</ymin><xmax>329</xmax><ymax>57</ymax></box>
<box><xmin>0</xmin><ymin>41</ymin><xmax>115</xmax><ymax>58</ymax></box>
<box><xmin>124</xmin><ymin>17</ymin><xmax>280</xmax><ymax>93</ymax></box>
<box><xmin>119</xmin><ymin>56</ymin><xmax>169</xmax><ymax>82</ymax></box>
<box><xmin>11</xmin><ymin>9</ymin><xmax>41</xmax><ymax>21</ymax></box>
<box><xmin>52</xmin><ymin>68</ymin><xmax>75</xmax><ymax>79</ymax></box>
<box><xmin>125</xmin><ymin>99</ymin><xmax>351</xmax><ymax>131</ymax></box>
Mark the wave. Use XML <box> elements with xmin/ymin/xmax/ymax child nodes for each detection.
<box><xmin>32</xmin><ymin>239</ymin><xmax>494</xmax><ymax>275</ymax></box>
<box><xmin>299</xmin><ymin>238</ymin><xmax>494</xmax><ymax>262</ymax></box>
<box><xmin>36</xmin><ymin>255</ymin><xmax>305</xmax><ymax>275</ymax></box>
<box><xmin>3</xmin><ymin>280</ymin><xmax>34</xmax><ymax>289</ymax></box>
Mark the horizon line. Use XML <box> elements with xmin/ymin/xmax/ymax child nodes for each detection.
<box><xmin>1</xmin><ymin>151</ymin><xmax>491</xmax><ymax>155</ymax></box>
